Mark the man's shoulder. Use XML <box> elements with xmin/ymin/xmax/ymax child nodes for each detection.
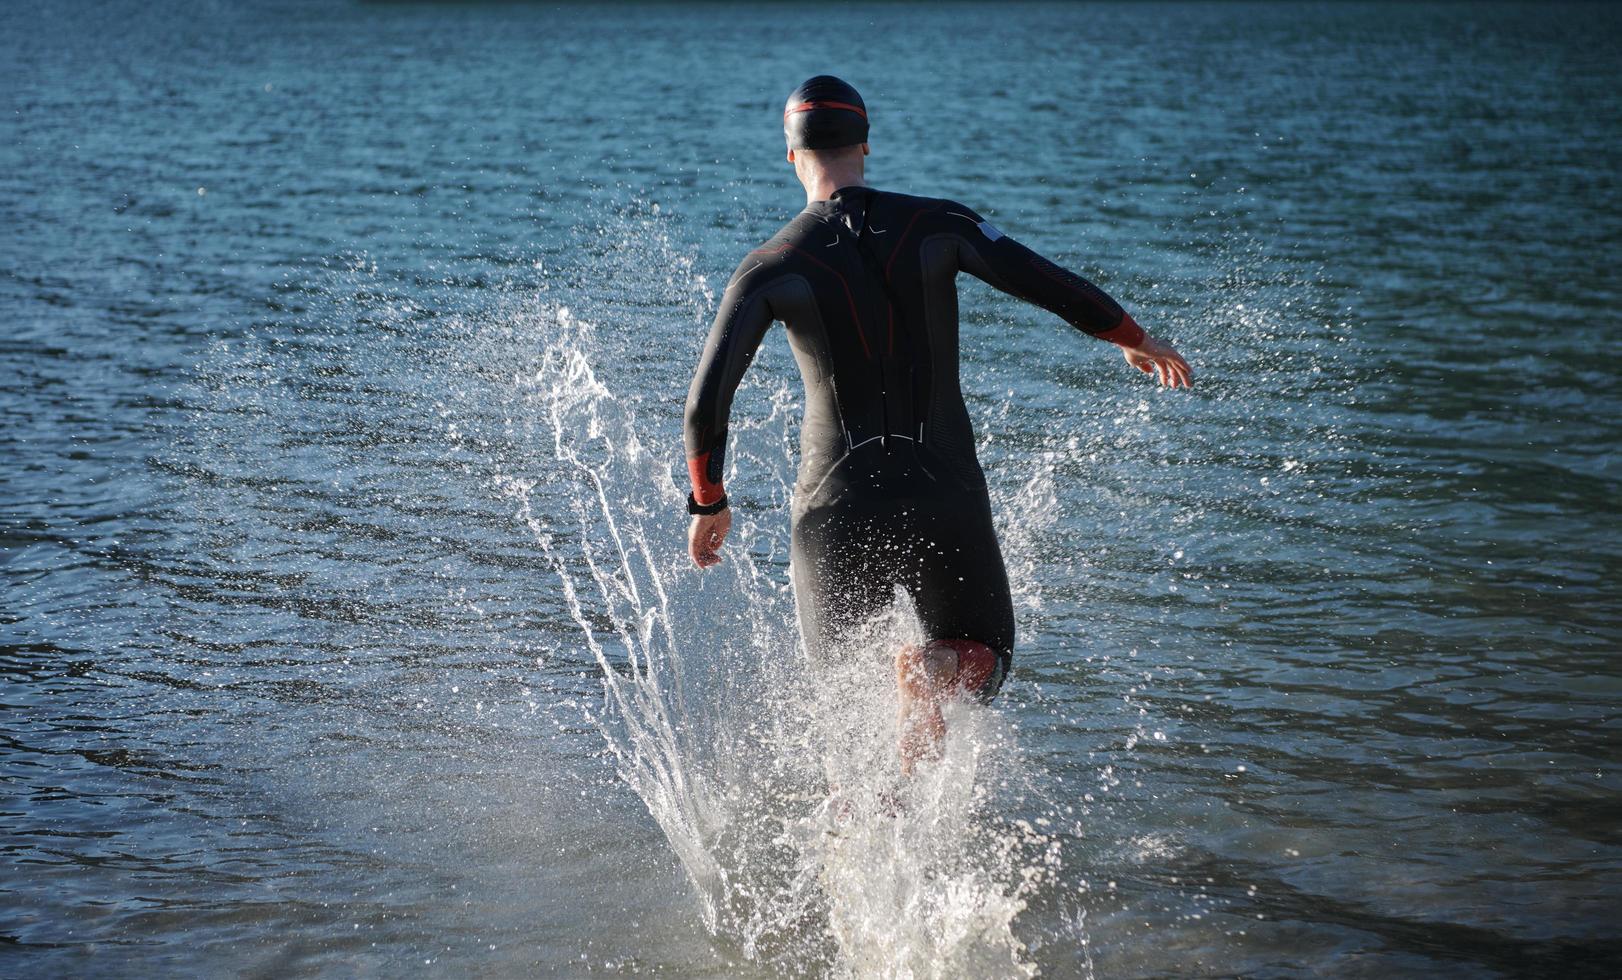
<box><xmin>717</xmin><ymin>213</ymin><xmax>814</xmax><ymax>290</ymax></box>
<box><xmin>877</xmin><ymin>188</ymin><xmax>951</xmax><ymax>211</ymax></box>
<box><xmin>725</xmin><ymin>207</ymin><xmax>817</xmax><ymax>257</ymax></box>
<box><xmin>875</xmin><ymin>189</ymin><xmax>985</xmax><ymax>230</ymax></box>
<box><xmin>751</xmin><ymin>216</ymin><xmax>812</xmax><ymax>253</ymax></box>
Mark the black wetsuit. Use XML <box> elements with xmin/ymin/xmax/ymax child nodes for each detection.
<box><xmin>684</xmin><ymin>186</ymin><xmax>1143</xmax><ymax>699</ymax></box>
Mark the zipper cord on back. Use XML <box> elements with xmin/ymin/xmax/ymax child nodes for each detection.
<box><xmin>854</xmin><ymin>191</ymin><xmax>932</xmax><ymax>472</ymax></box>
<box><xmin>854</xmin><ymin>196</ymin><xmax>890</xmax><ymax>453</ymax></box>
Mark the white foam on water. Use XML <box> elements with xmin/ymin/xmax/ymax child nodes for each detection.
<box><xmin>494</xmin><ymin>305</ymin><xmax>1071</xmax><ymax>977</ymax></box>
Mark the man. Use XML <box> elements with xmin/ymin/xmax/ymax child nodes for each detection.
<box><xmin>683</xmin><ymin>76</ymin><xmax>1191</xmax><ymax>775</ymax></box>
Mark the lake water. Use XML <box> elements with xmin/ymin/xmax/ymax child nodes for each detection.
<box><xmin>4</xmin><ymin>2</ymin><xmax>1619</xmax><ymax>977</ymax></box>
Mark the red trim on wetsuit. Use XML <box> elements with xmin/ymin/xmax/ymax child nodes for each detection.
<box><xmin>688</xmin><ymin>453</ymin><xmax>724</xmax><ymax>506</ymax></box>
<box><xmin>881</xmin><ymin>208</ymin><xmax>933</xmax><ymax>357</ymax></box>
<box><xmin>884</xmin><ymin>209</ymin><xmax>931</xmax><ymax>279</ymax></box>
<box><xmin>936</xmin><ymin>639</ymin><xmax>1000</xmax><ymax>696</ymax></box>
<box><xmin>784</xmin><ymin>100</ymin><xmax>868</xmax><ymax>120</ymax></box>
<box><xmin>755</xmin><ymin>242</ymin><xmax>872</xmax><ymax>359</ymax></box>
<box><xmin>1095</xmin><ymin>311</ymin><xmax>1146</xmax><ymax>348</ymax></box>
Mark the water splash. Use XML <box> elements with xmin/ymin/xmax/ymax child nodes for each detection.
<box><xmin>496</xmin><ymin>304</ymin><xmax>1065</xmax><ymax>977</ymax></box>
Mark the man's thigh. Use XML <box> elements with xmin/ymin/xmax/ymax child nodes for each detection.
<box><xmin>908</xmin><ymin>495</ymin><xmax>1016</xmax><ymax>687</ymax></box>
<box><xmin>790</xmin><ymin>505</ymin><xmax>898</xmax><ymax>662</ymax></box>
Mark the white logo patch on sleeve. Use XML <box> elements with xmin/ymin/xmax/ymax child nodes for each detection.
<box><xmin>977</xmin><ymin>220</ymin><xmax>1004</xmax><ymax>242</ymax></box>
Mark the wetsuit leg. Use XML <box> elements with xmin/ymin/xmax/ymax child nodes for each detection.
<box><xmin>791</xmin><ymin>489</ymin><xmax>1015</xmax><ymax>700</ymax></box>
<box><xmin>790</xmin><ymin>502</ymin><xmax>900</xmax><ymax>664</ymax></box>
<box><xmin>906</xmin><ymin>490</ymin><xmax>1016</xmax><ymax>702</ymax></box>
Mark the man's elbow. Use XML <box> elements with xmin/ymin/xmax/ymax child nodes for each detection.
<box><xmin>682</xmin><ymin>394</ymin><xmax>708</xmax><ymax>439</ymax></box>
<box><xmin>683</xmin><ymin>387</ymin><xmax>721</xmax><ymax>456</ymax></box>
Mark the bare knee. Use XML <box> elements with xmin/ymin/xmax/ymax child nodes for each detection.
<box><xmin>897</xmin><ymin>643</ymin><xmax>958</xmax><ymax>696</ymax></box>
<box><xmin>898</xmin><ymin>639</ymin><xmax>1003</xmax><ymax>701</ymax></box>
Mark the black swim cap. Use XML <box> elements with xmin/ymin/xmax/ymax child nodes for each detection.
<box><xmin>783</xmin><ymin>75</ymin><xmax>868</xmax><ymax>150</ymax></box>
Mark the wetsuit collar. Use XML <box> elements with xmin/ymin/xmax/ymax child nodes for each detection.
<box><xmin>803</xmin><ymin>185</ymin><xmax>876</xmax><ymax>219</ymax></box>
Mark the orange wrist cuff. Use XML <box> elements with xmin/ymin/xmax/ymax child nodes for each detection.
<box><xmin>1096</xmin><ymin>312</ymin><xmax>1146</xmax><ymax>348</ymax></box>
<box><xmin>687</xmin><ymin>454</ymin><xmax>725</xmax><ymax>506</ymax></box>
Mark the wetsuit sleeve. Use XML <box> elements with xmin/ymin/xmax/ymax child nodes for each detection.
<box><xmin>947</xmin><ymin>202</ymin><xmax>1145</xmax><ymax>348</ymax></box>
<box><xmin>683</xmin><ymin>264</ymin><xmax>775</xmax><ymax>505</ymax></box>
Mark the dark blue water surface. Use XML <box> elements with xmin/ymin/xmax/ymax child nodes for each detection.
<box><xmin>4</xmin><ymin>2</ymin><xmax>1620</xmax><ymax>977</ymax></box>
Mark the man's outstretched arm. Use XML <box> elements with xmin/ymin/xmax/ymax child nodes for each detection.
<box><xmin>949</xmin><ymin>203</ymin><xmax>1192</xmax><ymax>388</ymax></box>
<box><xmin>682</xmin><ymin>269</ymin><xmax>774</xmax><ymax>567</ymax></box>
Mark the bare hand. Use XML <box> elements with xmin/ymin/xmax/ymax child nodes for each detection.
<box><xmin>1122</xmin><ymin>335</ymin><xmax>1193</xmax><ymax>389</ymax></box>
<box><xmin>688</xmin><ymin>509</ymin><xmax>732</xmax><ymax>568</ymax></box>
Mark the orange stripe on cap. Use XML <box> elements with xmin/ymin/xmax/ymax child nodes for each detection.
<box><xmin>784</xmin><ymin>100</ymin><xmax>868</xmax><ymax>120</ymax></box>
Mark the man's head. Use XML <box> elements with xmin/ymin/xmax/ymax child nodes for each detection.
<box><xmin>783</xmin><ymin>75</ymin><xmax>870</xmax><ymax>183</ymax></box>
<box><xmin>783</xmin><ymin>75</ymin><xmax>867</xmax><ymax>150</ymax></box>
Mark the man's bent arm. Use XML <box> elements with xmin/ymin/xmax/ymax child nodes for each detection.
<box><xmin>683</xmin><ymin>274</ymin><xmax>775</xmax><ymax>506</ymax></box>
<box><xmin>948</xmin><ymin>203</ymin><xmax>1147</xmax><ymax>348</ymax></box>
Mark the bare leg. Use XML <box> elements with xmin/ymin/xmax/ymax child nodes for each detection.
<box><xmin>896</xmin><ymin>643</ymin><xmax>959</xmax><ymax>776</ymax></box>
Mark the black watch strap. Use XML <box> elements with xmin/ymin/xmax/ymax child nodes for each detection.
<box><xmin>687</xmin><ymin>492</ymin><xmax>728</xmax><ymax>516</ymax></box>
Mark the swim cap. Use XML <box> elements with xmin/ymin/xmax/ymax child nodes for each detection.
<box><xmin>783</xmin><ymin>75</ymin><xmax>868</xmax><ymax>150</ymax></box>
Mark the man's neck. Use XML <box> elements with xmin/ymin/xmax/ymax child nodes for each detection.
<box><xmin>803</xmin><ymin>168</ymin><xmax>866</xmax><ymax>204</ymax></box>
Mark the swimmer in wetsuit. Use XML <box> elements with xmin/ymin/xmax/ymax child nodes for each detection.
<box><xmin>683</xmin><ymin>76</ymin><xmax>1192</xmax><ymax>774</ymax></box>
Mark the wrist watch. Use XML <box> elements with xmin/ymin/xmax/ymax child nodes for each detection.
<box><xmin>687</xmin><ymin>492</ymin><xmax>728</xmax><ymax>516</ymax></box>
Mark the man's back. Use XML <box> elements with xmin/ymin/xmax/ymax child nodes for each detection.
<box><xmin>684</xmin><ymin>185</ymin><xmax>1145</xmax><ymax>511</ymax></box>
<box><xmin>681</xmin><ymin>74</ymin><xmax>1190</xmax><ymax>762</ymax></box>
